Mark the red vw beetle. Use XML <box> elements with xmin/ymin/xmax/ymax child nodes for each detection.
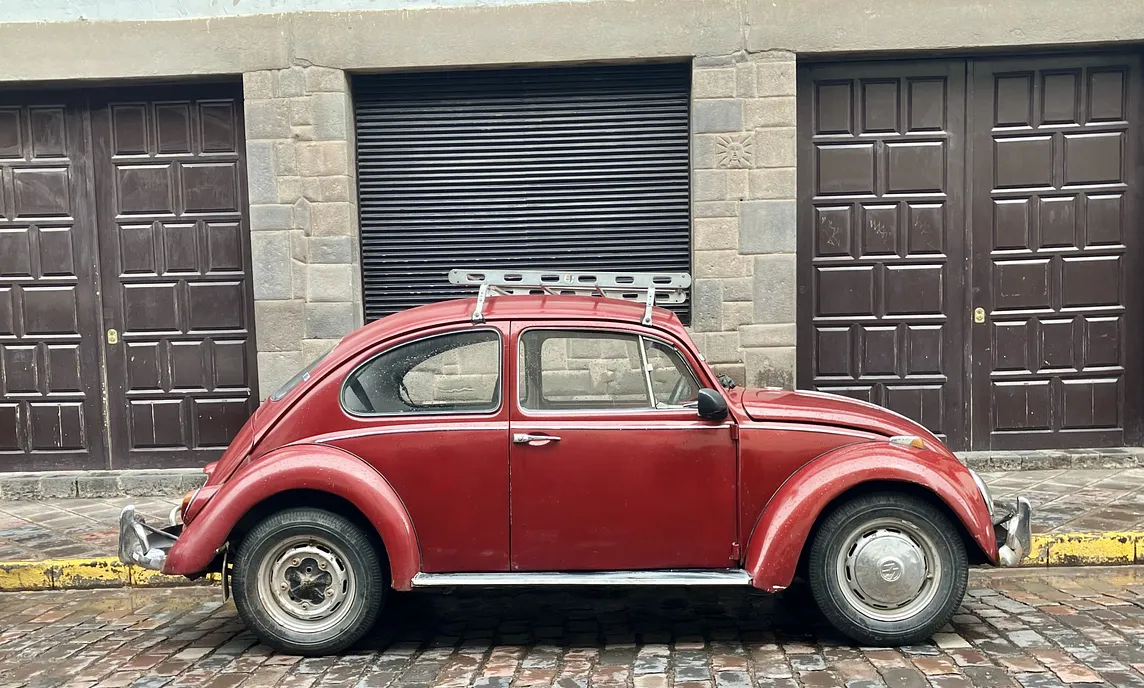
<box><xmin>120</xmin><ymin>270</ymin><xmax>1031</xmax><ymax>656</ymax></box>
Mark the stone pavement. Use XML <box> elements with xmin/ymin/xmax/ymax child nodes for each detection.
<box><xmin>3</xmin><ymin>567</ymin><xmax>1144</xmax><ymax>687</ymax></box>
<box><xmin>6</xmin><ymin>470</ymin><xmax>1144</xmax><ymax>564</ymax></box>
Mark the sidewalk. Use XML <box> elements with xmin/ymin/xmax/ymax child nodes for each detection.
<box><xmin>3</xmin><ymin>470</ymin><xmax>1144</xmax><ymax>590</ymax></box>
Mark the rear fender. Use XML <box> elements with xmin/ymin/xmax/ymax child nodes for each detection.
<box><xmin>163</xmin><ymin>444</ymin><xmax>421</xmax><ymax>590</ymax></box>
<box><xmin>743</xmin><ymin>442</ymin><xmax>996</xmax><ymax>592</ymax></box>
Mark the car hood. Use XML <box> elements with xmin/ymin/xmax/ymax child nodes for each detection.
<box><xmin>738</xmin><ymin>388</ymin><xmax>943</xmax><ymax>446</ymax></box>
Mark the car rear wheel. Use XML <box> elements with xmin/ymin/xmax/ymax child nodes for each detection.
<box><xmin>232</xmin><ymin>508</ymin><xmax>384</xmax><ymax>655</ymax></box>
<box><xmin>808</xmin><ymin>492</ymin><xmax>968</xmax><ymax>646</ymax></box>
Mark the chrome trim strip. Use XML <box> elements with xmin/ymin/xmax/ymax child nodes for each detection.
<box><xmin>745</xmin><ymin>422</ymin><xmax>880</xmax><ymax>439</ymax></box>
<box><xmin>410</xmin><ymin>570</ymin><xmax>753</xmax><ymax>587</ymax></box>
<box><xmin>314</xmin><ymin>424</ymin><xmax>506</xmax><ymax>443</ymax></box>
<box><xmin>510</xmin><ymin>424</ymin><xmax>733</xmax><ymax>431</ymax></box>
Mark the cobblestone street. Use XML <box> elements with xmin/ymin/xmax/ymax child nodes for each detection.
<box><xmin>4</xmin><ymin>567</ymin><xmax>1144</xmax><ymax>687</ymax></box>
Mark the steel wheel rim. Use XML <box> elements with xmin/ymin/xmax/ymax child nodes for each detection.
<box><xmin>835</xmin><ymin>516</ymin><xmax>942</xmax><ymax>623</ymax></box>
<box><xmin>255</xmin><ymin>534</ymin><xmax>356</xmax><ymax>634</ymax></box>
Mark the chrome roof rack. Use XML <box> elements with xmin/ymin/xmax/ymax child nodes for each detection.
<box><xmin>448</xmin><ymin>269</ymin><xmax>692</xmax><ymax>326</ymax></box>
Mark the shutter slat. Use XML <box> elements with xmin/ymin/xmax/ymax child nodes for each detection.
<box><xmin>353</xmin><ymin>63</ymin><xmax>692</xmax><ymax>323</ymax></box>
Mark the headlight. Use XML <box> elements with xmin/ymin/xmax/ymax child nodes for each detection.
<box><xmin>969</xmin><ymin>469</ymin><xmax>994</xmax><ymax>517</ymax></box>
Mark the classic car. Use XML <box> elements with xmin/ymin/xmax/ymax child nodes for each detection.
<box><xmin>119</xmin><ymin>269</ymin><xmax>1031</xmax><ymax>656</ymax></box>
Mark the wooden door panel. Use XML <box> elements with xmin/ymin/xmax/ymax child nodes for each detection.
<box><xmin>797</xmin><ymin>61</ymin><xmax>969</xmax><ymax>449</ymax></box>
<box><xmin>92</xmin><ymin>84</ymin><xmax>257</xmax><ymax>468</ymax></box>
<box><xmin>970</xmin><ymin>55</ymin><xmax>1143</xmax><ymax>449</ymax></box>
<box><xmin>0</xmin><ymin>94</ymin><xmax>104</xmax><ymax>470</ymax></box>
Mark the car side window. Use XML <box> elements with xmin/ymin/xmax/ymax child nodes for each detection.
<box><xmin>342</xmin><ymin>330</ymin><xmax>501</xmax><ymax>416</ymax></box>
<box><xmin>519</xmin><ymin>331</ymin><xmax>651</xmax><ymax>410</ymax></box>
<box><xmin>644</xmin><ymin>339</ymin><xmax>701</xmax><ymax>407</ymax></box>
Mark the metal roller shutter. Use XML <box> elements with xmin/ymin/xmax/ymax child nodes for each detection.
<box><xmin>352</xmin><ymin>63</ymin><xmax>692</xmax><ymax>322</ymax></box>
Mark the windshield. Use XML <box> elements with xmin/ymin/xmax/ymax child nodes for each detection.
<box><xmin>270</xmin><ymin>352</ymin><xmax>329</xmax><ymax>402</ymax></box>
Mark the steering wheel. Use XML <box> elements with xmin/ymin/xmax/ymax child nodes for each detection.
<box><xmin>398</xmin><ymin>379</ymin><xmax>413</xmax><ymax>406</ymax></box>
<box><xmin>666</xmin><ymin>375</ymin><xmax>689</xmax><ymax>406</ymax></box>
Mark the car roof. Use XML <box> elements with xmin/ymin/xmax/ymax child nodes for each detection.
<box><xmin>338</xmin><ymin>294</ymin><xmax>685</xmax><ymax>352</ymax></box>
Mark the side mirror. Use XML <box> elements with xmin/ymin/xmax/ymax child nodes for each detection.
<box><xmin>697</xmin><ymin>388</ymin><xmax>728</xmax><ymax>421</ymax></box>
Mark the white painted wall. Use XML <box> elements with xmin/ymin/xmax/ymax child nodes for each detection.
<box><xmin>2</xmin><ymin>0</ymin><xmax>576</xmax><ymax>23</ymax></box>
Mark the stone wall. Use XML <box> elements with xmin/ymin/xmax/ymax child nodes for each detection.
<box><xmin>689</xmin><ymin>51</ymin><xmax>797</xmax><ymax>389</ymax></box>
<box><xmin>243</xmin><ymin>66</ymin><xmax>363</xmax><ymax>394</ymax></box>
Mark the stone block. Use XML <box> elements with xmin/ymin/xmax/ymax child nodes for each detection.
<box><xmin>291</xmin><ymin>232</ymin><xmax>307</xmax><ymax>262</ymax></box>
<box><xmin>694</xmin><ymin>201</ymin><xmax>738</xmax><ymax>218</ymax></box>
<box><xmin>258</xmin><ymin>351</ymin><xmax>305</xmax><ymax>399</ymax></box>
<box><xmin>692</xmin><ymin>134</ymin><xmax>722</xmax><ymax>170</ymax></box>
<box><xmin>756</xmin><ymin>60</ymin><xmax>797</xmax><ymax>97</ymax></box>
<box><xmin>303</xmin><ymin>177</ymin><xmax>323</xmax><ymax>202</ymax></box>
<box><xmin>274</xmin><ymin>140</ymin><xmax>298</xmax><ymax>176</ymax></box>
<box><xmin>288</xmin><ymin>96</ymin><xmax>314</xmax><ymax>126</ymax></box>
<box><xmin>251</xmin><ymin>232</ymin><xmax>293</xmax><ymax>300</ymax></box>
<box><xmin>250</xmin><ymin>204</ymin><xmax>293</xmax><ymax>232</ymax></box>
<box><xmin>694</xmin><ymin>54</ymin><xmax>736</xmax><ymax>68</ymax></box>
<box><xmin>76</xmin><ymin>474</ymin><xmax>119</xmax><ymax>498</ymax></box>
<box><xmin>245</xmin><ymin>140</ymin><xmax>278</xmax><ymax>204</ymax></box>
<box><xmin>722</xmin><ymin>301</ymin><xmax>753</xmax><ymax>329</ymax></box>
<box><xmin>695</xmin><ymin>250</ymin><xmax>752</xmax><ymax>279</ymax></box>
<box><xmin>305</xmin><ymin>66</ymin><xmax>348</xmax><ymax>93</ymax></box>
<box><xmin>291</xmin><ymin>124</ymin><xmax>314</xmax><ymax>141</ymax></box>
<box><xmin>40</xmin><ymin>475</ymin><xmax>77</xmax><ymax>499</ymax></box>
<box><xmin>734</xmin><ymin>62</ymin><xmax>756</xmax><ymax>97</ymax></box>
<box><xmin>0</xmin><ymin>476</ymin><xmax>40</xmax><ymax>500</ymax></box>
<box><xmin>242</xmin><ymin>70</ymin><xmax>276</xmax><ymax>100</ymax></box>
<box><xmin>319</xmin><ymin>176</ymin><xmax>353</xmax><ymax>202</ymax></box>
<box><xmin>753</xmin><ymin>254</ymin><xmax>796</xmax><ymax>323</ymax></box>
<box><xmin>693</xmin><ymin>217</ymin><xmax>738</xmax><ymax>251</ymax></box>
<box><xmin>305</xmin><ymin>302</ymin><xmax>356</xmax><ymax>339</ymax></box>
<box><xmin>693</xmin><ymin>99</ymin><xmax>742</xmax><ymax>134</ymax></box>
<box><xmin>740</xmin><ymin>323</ymin><xmax>796</xmax><ymax>348</ymax></box>
<box><xmin>297</xmin><ymin>141</ymin><xmax>349</xmax><ymax>177</ymax></box>
<box><xmin>703</xmin><ymin>331</ymin><xmax>741</xmax><ymax>364</ymax></box>
<box><xmin>749</xmin><ymin>167</ymin><xmax>796</xmax><ymax>199</ymax></box>
<box><xmin>245</xmin><ymin>99</ymin><xmax>290</xmax><ymax>140</ymax></box>
<box><xmin>693</xmin><ymin>68</ymin><xmax>736</xmax><ymax>98</ymax></box>
<box><xmin>740</xmin><ymin>199</ymin><xmax>796</xmax><ymax>253</ymax></box>
<box><xmin>692</xmin><ymin>279</ymin><xmax>724</xmax><ymax>333</ymax></box>
<box><xmin>279</xmin><ymin>66</ymin><xmax>306</xmax><ymax>98</ymax></box>
<box><xmin>693</xmin><ymin>169</ymin><xmax>728</xmax><ymax>202</ymax></box>
<box><xmin>302</xmin><ymin>339</ymin><xmax>341</xmax><ymax>364</ymax></box>
<box><xmin>311</xmin><ymin>92</ymin><xmax>349</xmax><ymax>141</ymax></box>
<box><xmin>120</xmin><ymin>471</ymin><xmax>184</xmax><ymax>497</ymax></box>
<box><xmin>723</xmin><ymin>276</ymin><xmax>754</xmax><ymax>302</ymax></box>
<box><xmin>309</xmin><ymin>236</ymin><xmax>353</xmax><ymax>264</ymax></box>
<box><xmin>306</xmin><ymin>264</ymin><xmax>354</xmax><ymax>303</ymax></box>
<box><xmin>727</xmin><ymin>169</ymin><xmax>748</xmax><ymax>201</ymax></box>
<box><xmin>753</xmin><ymin>127</ymin><xmax>797</xmax><ymax>168</ymax></box>
<box><xmin>744</xmin><ymin>97</ymin><xmax>796</xmax><ymax>128</ymax></box>
<box><xmin>293</xmin><ymin>198</ymin><xmax>312</xmax><ymax>234</ymax></box>
<box><xmin>745</xmin><ymin>346</ymin><xmax>796</xmax><ymax>389</ymax></box>
<box><xmin>311</xmin><ymin>202</ymin><xmax>356</xmax><ymax>237</ymax></box>
<box><xmin>255</xmin><ymin>300</ymin><xmax>304</xmax><ymax>352</ymax></box>
<box><xmin>291</xmin><ymin>256</ymin><xmax>308</xmax><ymax>300</ymax></box>
<box><xmin>277</xmin><ymin>176</ymin><xmax>304</xmax><ymax>204</ymax></box>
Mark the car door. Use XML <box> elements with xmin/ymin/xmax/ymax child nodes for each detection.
<box><xmin>327</xmin><ymin>324</ymin><xmax>510</xmax><ymax>573</ymax></box>
<box><xmin>508</xmin><ymin>321</ymin><xmax>738</xmax><ymax>571</ymax></box>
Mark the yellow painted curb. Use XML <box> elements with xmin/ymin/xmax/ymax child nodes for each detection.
<box><xmin>0</xmin><ymin>558</ymin><xmax>219</xmax><ymax>592</ymax></box>
<box><xmin>1</xmin><ymin>535</ymin><xmax>1143</xmax><ymax>591</ymax></box>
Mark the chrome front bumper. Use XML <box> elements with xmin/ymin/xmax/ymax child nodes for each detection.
<box><xmin>994</xmin><ymin>497</ymin><xmax>1032</xmax><ymax>567</ymax></box>
<box><xmin>117</xmin><ymin>505</ymin><xmax>181</xmax><ymax>571</ymax></box>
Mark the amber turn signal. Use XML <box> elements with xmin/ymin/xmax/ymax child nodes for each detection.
<box><xmin>888</xmin><ymin>435</ymin><xmax>927</xmax><ymax>450</ymax></box>
<box><xmin>179</xmin><ymin>488</ymin><xmax>197</xmax><ymax>524</ymax></box>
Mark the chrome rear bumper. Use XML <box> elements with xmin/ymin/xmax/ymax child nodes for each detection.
<box><xmin>117</xmin><ymin>505</ymin><xmax>181</xmax><ymax>571</ymax></box>
<box><xmin>995</xmin><ymin>496</ymin><xmax>1032</xmax><ymax>567</ymax></box>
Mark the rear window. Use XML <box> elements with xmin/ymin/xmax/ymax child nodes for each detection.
<box><xmin>270</xmin><ymin>352</ymin><xmax>328</xmax><ymax>402</ymax></box>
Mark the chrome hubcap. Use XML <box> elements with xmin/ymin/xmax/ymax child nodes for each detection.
<box><xmin>836</xmin><ymin>517</ymin><xmax>941</xmax><ymax>622</ymax></box>
<box><xmin>256</xmin><ymin>536</ymin><xmax>354</xmax><ymax>634</ymax></box>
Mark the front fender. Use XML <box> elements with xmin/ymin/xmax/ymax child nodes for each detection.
<box><xmin>163</xmin><ymin>444</ymin><xmax>421</xmax><ymax>590</ymax></box>
<box><xmin>743</xmin><ymin>442</ymin><xmax>996</xmax><ymax>592</ymax></box>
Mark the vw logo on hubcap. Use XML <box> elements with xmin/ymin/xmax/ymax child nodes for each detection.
<box><xmin>879</xmin><ymin>558</ymin><xmax>903</xmax><ymax>582</ymax></box>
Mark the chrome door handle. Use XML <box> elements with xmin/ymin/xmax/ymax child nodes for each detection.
<box><xmin>513</xmin><ymin>433</ymin><xmax>561</xmax><ymax>444</ymax></box>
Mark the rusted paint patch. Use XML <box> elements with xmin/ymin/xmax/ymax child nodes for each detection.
<box><xmin>0</xmin><ymin>558</ymin><xmax>218</xmax><ymax>591</ymax></box>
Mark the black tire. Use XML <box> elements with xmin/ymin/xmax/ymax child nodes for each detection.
<box><xmin>232</xmin><ymin>508</ymin><xmax>385</xmax><ymax>656</ymax></box>
<box><xmin>807</xmin><ymin>491</ymin><xmax>968</xmax><ymax>646</ymax></box>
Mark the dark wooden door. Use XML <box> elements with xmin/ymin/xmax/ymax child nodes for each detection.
<box><xmin>797</xmin><ymin>61</ymin><xmax>969</xmax><ymax>447</ymax></box>
<box><xmin>0</xmin><ymin>93</ymin><xmax>105</xmax><ymax>469</ymax></box>
<box><xmin>91</xmin><ymin>84</ymin><xmax>257</xmax><ymax>468</ymax></box>
<box><xmin>970</xmin><ymin>55</ymin><xmax>1143</xmax><ymax>449</ymax></box>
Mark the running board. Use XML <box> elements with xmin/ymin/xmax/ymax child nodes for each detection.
<box><xmin>410</xmin><ymin>570</ymin><xmax>753</xmax><ymax>587</ymax></box>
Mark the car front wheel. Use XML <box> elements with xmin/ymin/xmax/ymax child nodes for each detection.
<box><xmin>808</xmin><ymin>491</ymin><xmax>968</xmax><ymax>646</ymax></box>
<box><xmin>232</xmin><ymin>507</ymin><xmax>385</xmax><ymax>655</ymax></box>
